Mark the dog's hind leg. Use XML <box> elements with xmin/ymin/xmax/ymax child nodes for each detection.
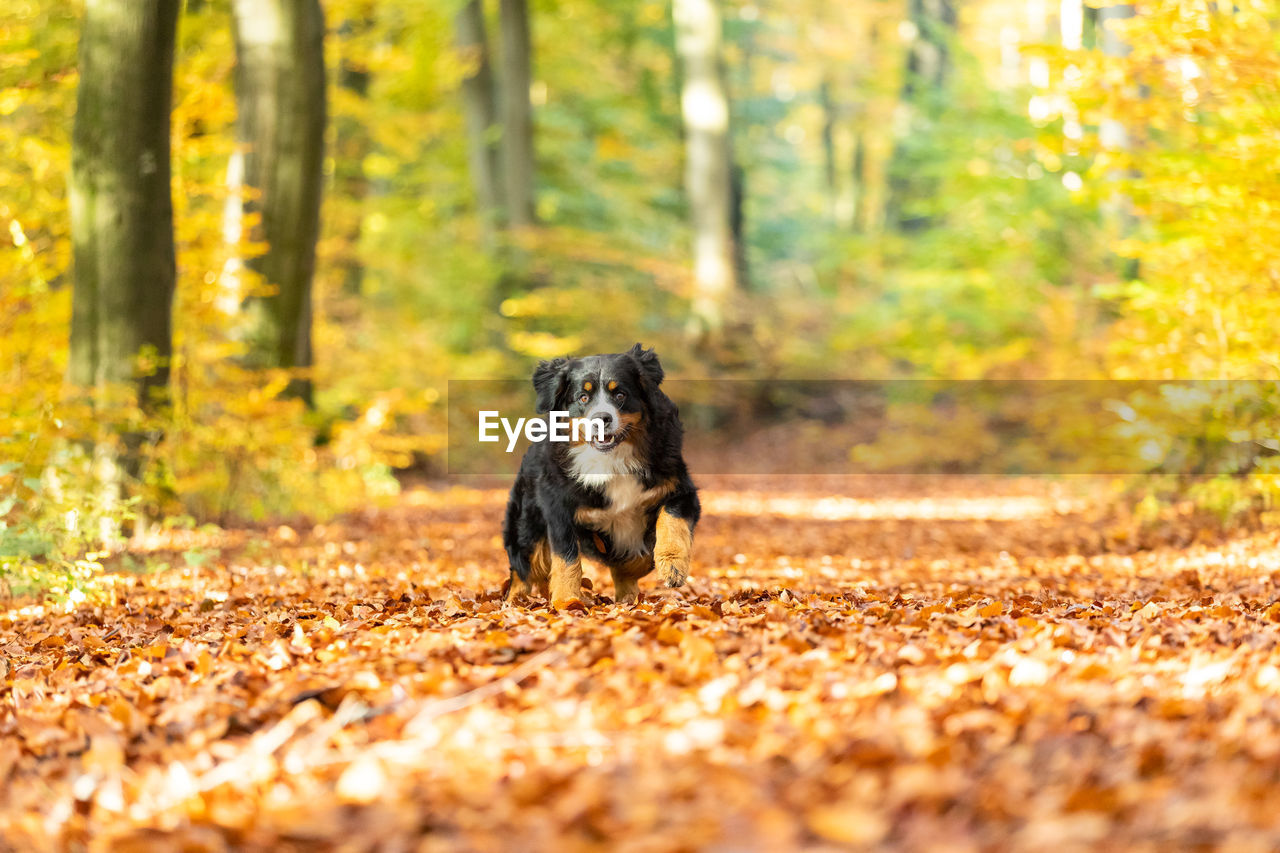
<box><xmin>506</xmin><ymin>571</ymin><xmax>537</xmax><ymax>603</ymax></box>
<box><xmin>611</xmin><ymin>572</ymin><xmax>639</xmax><ymax>604</ymax></box>
<box><xmin>610</xmin><ymin>553</ymin><xmax>652</xmax><ymax>605</ymax></box>
<box><xmin>506</xmin><ymin>539</ymin><xmax>552</xmax><ymax>604</ymax></box>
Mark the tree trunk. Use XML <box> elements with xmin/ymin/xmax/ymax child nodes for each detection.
<box><xmin>457</xmin><ymin>0</ymin><xmax>504</xmax><ymax>235</ymax></box>
<box><xmin>498</xmin><ymin>0</ymin><xmax>535</xmax><ymax>228</ymax></box>
<box><xmin>230</xmin><ymin>0</ymin><xmax>327</xmax><ymax>404</ymax></box>
<box><xmin>903</xmin><ymin>0</ymin><xmax>955</xmax><ymax>97</ymax></box>
<box><xmin>885</xmin><ymin>0</ymin><xmax>956</xmax><ymax>231</ymax></box>
<box><xmin>334</xmin><ymin>14</ymin><xmax>372</xmax><ymax>297</ymax></box>
<box><xmin>850</xmin><ymin>125</ymin><xmax>867</xmax><ymax>231</ymax></box>
<box><xmin>1098</xmin><ymin>2</ymin><xmax>1137</xmax><ymax>278</ymax></box>
<box><xmin>819</xmin><ymin>74</ymin><xmax>838</xmax><ymax>222</ymax></box>
<box><xmin>853</xmin><ymin>18</ymin><xmax>894</xmax><ymax>235</ymax></box>
<box><xmin>730</xmin><ymin>164</ymin><xmax>748</xmax><ymax>289</ymax></box>
<box><xmin>69</xmin><ymin>0</ymin><xmax>180</xmax><ymax>541</ymax></box>
<box><xmin>673</xmin><ymin>0</ymin><xmax>739</xmax><ymax>337</ymax></box>
<box><xmin>1058</xmin><ymin>0</ymin><xmax>1085</xmax><ymax>145</ymax></box>
<box><xmin>1098</xmin><ymin>3</ymin><xmax>1133</xmax><ymax>153</ymax></box>
<box><xmin>69</xmin><ymin>0</ymin><xmax>179</xmax><ymax>408</ymax></box>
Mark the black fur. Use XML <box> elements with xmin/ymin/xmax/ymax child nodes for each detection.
<box><xmin>502</xmin><ymin>343</ymin><xmax>700</xmax><ymax>589</ymax></box>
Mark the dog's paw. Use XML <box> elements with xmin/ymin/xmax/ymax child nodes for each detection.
<box><xmin>658</xmin><ymin>560</ymin><xmax>689</xmax><ymax>588</ymax></box>
<box><xmin>504</xmin><ymin>588</ymin><xmax>528</xmax><ymax>607</ymax></box>
<box><xmin>551</xmin><ymin>596</ymin><xmax>588</xmax><ymax>612</ymax></box>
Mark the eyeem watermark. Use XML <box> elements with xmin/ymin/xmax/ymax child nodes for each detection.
<box><xmin>452</xmin><ymin>379</ymin><xmax>1280</xmax><ymax>474</ymax></box>
<box><xmin>478</xmin><ymin>411</ymin><xmax>606</xmax><ymax>452</ymax></box>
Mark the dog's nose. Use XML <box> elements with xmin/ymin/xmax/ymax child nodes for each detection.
<box><xmin>595</xmin><ymin>411</ymin><xmax>614</xmax><ymax>428</ymax></box>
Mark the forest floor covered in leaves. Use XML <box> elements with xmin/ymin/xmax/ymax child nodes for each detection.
<box><xmin>6</xmin><ymin>475</ymin><xmax>1280</xmax><ymax>851</ymax></box>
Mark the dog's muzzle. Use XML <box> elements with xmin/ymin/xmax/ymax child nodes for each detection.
<box><xmin>586</xmin><ymin>405</ymin><xmax>623</xmax><ymax>452</ymax></box>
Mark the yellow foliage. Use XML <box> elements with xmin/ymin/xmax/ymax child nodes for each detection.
<box><xmin>1050</xmin><ymin>0</ymin><xmax>1280</xmax><ymax>379</ymax></box>
<box><xmin>0</xmin><ymin>0</ymin><xmax>427</xmax><ymax>587</ymax></box>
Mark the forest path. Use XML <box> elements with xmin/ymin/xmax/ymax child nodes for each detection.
<box><xmin>4</xmin><ymin>476</ymin><xmax>1280</xmax><ymax>850</ymax></box>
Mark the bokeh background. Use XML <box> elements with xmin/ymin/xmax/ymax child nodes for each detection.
<box><xmin>3</xmin><ymin>0</ymin><xmax>1279</xmax><ymax>591</ymax></box>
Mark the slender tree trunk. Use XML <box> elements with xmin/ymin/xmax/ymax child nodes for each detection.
<box><xmin>819</xmin><ymin>70</ymin><xmax>857</xmax><ymax>230</ymax></box>
<box><xmin>730</xmin><ymin>163</ymin><xmax>748</xmax><ymax>288</ymax></box>
<box><xmin>1058</xmin><ymin>0</ymin><xmax>1085</xmax><ymax>146</ymax></box>
<box><xmin>1098</xmin><ymin>3</ymin><xmax>1133</xmax><ymax>155</ymax></box>
<box><xmin>673</xmin><ymin>0</ymin><xmax>739</xmax><ymax>337</ymax></box>
<box><xmin>335</xmin><ymin>15</ymin><xmax>372</xmax><ymax>297</ymax></box>
<box><xmin>498</xmin><ymin>0</ymin><xmax>535</xmax><ymax>228</ymax></box>
<box><xmin>1098</xmin><ymin>2</ymin><xmax>1137</xmax><ymax>278</ymax></box>
<box><xmin>230</xmin><ymin>0</ymin><xmax>327</xmax><ymax>404</ymax></box>
<box><xmin>854</xmin><ymin>19</ymin><xmax>894</xmax><ymax>235</ymax></box>
<box><xmin>903</xmin><ymin>0</ymin><xmax>955</xmax><ymax>96</ymax></box>
<box><xmin>457</xmin><ymin>0</ymin><xmax>504</xmax><ymax>235</ymax></box>
<box><xmin>819</xmin><ymin>74</ymin><xmax>838</xmax><ymax>222</ymax></box>
<box><xmin>850</xmin><ymin>124</ymin><xmax>867</xmax><ymax>231</ymax></box>
<box><xmin>729</xmin><ymin>16</ymin><xmax>750</xmax><ymax>291</ymax></box>
<box><xmin>885</xmin><ymin>0</ymin><xmax>955</xmax><ymax>231</ymax></box>
<box><xmin>70</xmin><ymin>0</ymin><xmax>179</xmax><ymax>407</ymax></box>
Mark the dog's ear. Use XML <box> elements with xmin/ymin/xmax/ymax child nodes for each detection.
<box><xmin>627</xmin><ymin>342</ymin><xmax>664</xmax><ymax>387</ymax></box>
<box><xmin>532</xmin><ymin>357</ymin><xmax>570</xmax><ymax>413</ymax></box>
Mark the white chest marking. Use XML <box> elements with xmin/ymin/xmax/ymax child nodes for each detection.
<box><xmin>567</xmin><ymin>444</ymin><xmax>650</xmax><ymax>555</ymax></box>
<box><xmin>566</xmin><ymin>442</ymin><xmax>642</xmax><ymax>486</ymax></box>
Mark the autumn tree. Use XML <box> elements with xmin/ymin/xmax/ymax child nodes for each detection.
<box><xmin>229</xmin><ymin>0</ymin><xmax>327</xmax><ymax>404</ymax></box>
<box><xmin>457</xmin><ymin>0</ymin><xmax>503</xmax><ymax>234</ymax></box>
<box><xmin>66</xmin><ymin>0</ymin><xmax>180</xmax><ymax>542</ymax></box>
<box><xmin>69</xmin><ymin>0</ymin><xmax>180</xmax><ymax>411</ymax></box>
<box><xmin>1098</xmin><ymin>2</ymin><xmax>1137</xmax><ymax>277</ymax></box>
<box><xmin>673</xmin><ymin>0</ymin><xmax>740</xmax><ymax>339</ymax></box>
<box><xmin>885</xmin><ymin>0</ymin><xmax>956</xmax><ymax>230</ymax></box>
<box><xmin>333</xmin><ymin>8</ymin><xmax>374</xmax><ymax>297</ymax></box>
<box><xmin>498</xmin><ymin>0</ymin><xmax>535</xmax><ymax>228</ymax></box>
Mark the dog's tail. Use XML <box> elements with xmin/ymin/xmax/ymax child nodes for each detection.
<box><xmin>503</xmin><ymin>477</ymin><xmax>532</xmax><ymax>581</ymax></box>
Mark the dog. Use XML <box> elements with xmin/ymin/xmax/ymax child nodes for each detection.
<box><xmin>502</xmin><ymin>343</ymin><xmax>700</xmax><ymax>608</ymax></box>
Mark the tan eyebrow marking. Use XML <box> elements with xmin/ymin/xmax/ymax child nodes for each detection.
<box><xmin>583</xmin><ymin>381</ymin><xmax>593</xmax><ymax>392</ymax></box>
<box><xmin>607</xmin><ymin>380</ymin><xmax>618</xmax><ymax>391</ymax></box>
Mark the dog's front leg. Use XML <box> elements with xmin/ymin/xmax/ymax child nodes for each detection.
<box><xmin>654</xmin><ymin>506</ymin><xmax>694</xmax><ymax>588</ymax></box>
<box><xmin>546</xmin><ymin>520</ymin><xmax>585</xmax><ymax>610</ymax></box>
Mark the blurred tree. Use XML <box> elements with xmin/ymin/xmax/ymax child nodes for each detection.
<box><xmin>229</xmin><ymin>0</ymin><xmax>327</xmax><ymax>404</ymax></box>
<box><xmin>885</xmin><ymin>0</ymin><xmax>955</xmax><ymax>231</ymax></box>
<box><xmin>904</xmin><ymin>0</ymin><xmax>954</xmax><ymax>93</ymax></box>
<box><xmin>853</xmin><ymin>15</ymin><xmax>899</xmax><ymax>236</ymax></box>
<box><xmin>819</xmin><ymin>73</ymin><xmax>838</xmax><ymax>222</ymax></box>
<box><xmin>1096</xmin><ymin>2</ymin><xmax>1136</xmax><ymax>278</ymax></box>
<box><xmin>673</xmin><ymin>0</ymin><xmax>740</xmax><ymax>338</ymax></box>
<box><xmin>456</xmin><ymin>0</ymin><xmax>503</xmax><ymax>235</ymax></box>
<box><xmin>69</xmin><ymin>0</ymin><xmax>179</xmax><ymax>414</ymax></box>
<box><xmin>69</xmin><ymin>0</ymin><xmax>180</xmax><ymax>539</ymax></box>
<box><xmin>334</xmin><ymin>8</ymin><xmax>373</xmax><ymax>296</ymax></box>
<box><xmin>498</xmin><ymin>0</ymin><xmax>535</xmax><ymax>228</ymax></box>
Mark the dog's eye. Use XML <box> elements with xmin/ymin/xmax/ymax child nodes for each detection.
<box><xmin>578</xmin><ymin>393</ymin><xmax>590</xmax><ymax>405</ymax></box>
<box><xmin>613</xmin><ymin>391</ymin><xmax>626</xmax><ymax>402</ymax></box>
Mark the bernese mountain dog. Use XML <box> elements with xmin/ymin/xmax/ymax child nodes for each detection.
<box><xmin>502</xmin><ymin>343</ymin><xmax>701</xmax><ymax>608</ymax></box>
